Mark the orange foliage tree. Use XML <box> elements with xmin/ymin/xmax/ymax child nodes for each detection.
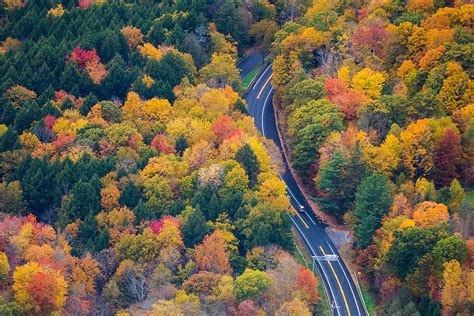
<box><xmin>412</xmin><ymin>201</ymin><xmax>450</xmax><ymax>227</ymax></box>
<box><xmin>295</xmin><ymin>267</ymin><xmax>319</xmax><ymax>304</ymax></box>
<box><xmin>195</xmin><ymin>231</ymin><xmax>232</xmax><ymax>274</ymax></box>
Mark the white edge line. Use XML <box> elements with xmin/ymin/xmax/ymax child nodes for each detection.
<box><xmin>256</xmin><ymin>66</ymin><xmax>340</xmax><ymax>316</ymax></box>
<box><xmin>252</xmin><ymin>64</ymin><xmax>272</xmax><ymax>90</ymax></box>
<box><xmin>291</xmin><ymin>216</ymin><xmax>340</xmax><ymax>316</ymax></box>
<box><xmin>261</xmin><ymin>87</ymin><xmax>273</xmax><ymax>137</ymax></box>
<box><xmin>327</xmin><ymin>242</ymin><xmax>362</xmax><ymax>316</ymax></box>
<box><xmin>278</xmin><ymin>176</ymin><xmax>317</xmax><ymax>226</ymax></box>
<box><xmin>246</xmin><ymin>58</ymin><xmax>353</xmax><ymax>316</ymax></box>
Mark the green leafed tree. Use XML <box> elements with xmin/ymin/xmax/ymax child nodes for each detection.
<box><xmin>235</xmin><ymin>144</ymin><xmax>260</xmax><ymax>188</ymax></box>
<box><xmin>199</xmin><ymin>53</ymin><xmax>241</xmax><ymax>91</ymax></box>
<box><xmin>287</xmin><ymin>99</ymin><xmax>344</xmax><ymax>176</ymax></box>
<box><xmin>180</xmin><ymin>206</ymin><xmax>209</xmax><ymax>247</ymax></box>
<box><xmin>386</xmin><ymin>227</ymin><xmax>444</xmax><ymax>278</ymax></box>
<box><xmin>233</xmin><ymin>269</ymin><xmax>272</xmax><ymax>302</ymax></box>
<box><xmin>120</xmin><ymin>181</ymin><xmax>141</xmax><ymax>209</ymax></box>
<box><xmin>353</xmin><ymin>172</ymin><xmax>393</xmax><ymax>248</ymax></box>
<box><xmin>447</xmin><ymin>179</ymin><xmax>465</xmax><ymax>213</ymax></box>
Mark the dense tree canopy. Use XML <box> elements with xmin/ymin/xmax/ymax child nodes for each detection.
<box><xmin>0</xmin><ymin>1</ymin><xmax>325</xmax><ymax>314</ymax></box>
<box><xmin>272</xmin><ymin>0</ymin><xmax>474</xmax><ymax>314</ymax></box>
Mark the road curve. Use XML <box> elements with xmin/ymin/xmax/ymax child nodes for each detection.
<box><xmin>240</xmin><ymin>54</ymin><xmax>367</xmax><ymax>316</ymax></box>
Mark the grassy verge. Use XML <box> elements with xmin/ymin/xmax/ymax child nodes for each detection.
<box><xmin>291</xmin><ymin>229</ymin><xmax>331</xmax><ymax>316</ymax></box>
<box><xmin>360</xmin><ymin>286</ymin><xmax>376</xmax><ymax>315</ymax></box>
<box><xmin>242</xmin><ymin>62</ymin><xmax>266</xmax><ymax>90</ymax></box>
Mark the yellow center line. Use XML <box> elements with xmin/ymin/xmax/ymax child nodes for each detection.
<box><xmin>257</xmin><ymin>74</ymin><xmax>273</xmax><ymax>99</ymax></box>
<box><xmin>294</xmin><ymin>211</ymin><xmax>309</xmax><ymax>229</ymax></box>
<box><xmin>320</xmin><ymin>246</ymin><xmax>351</xmax><ymax>316</ymax></box>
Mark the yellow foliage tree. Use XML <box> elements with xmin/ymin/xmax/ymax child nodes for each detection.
<box><xmin>276</xmin><ymin>297</ymin><xmax>311</xmax><ymax>316</ymax></box>
<box><xmin>199</xmin><ymin>53</ymin><xmax>241</xmax><ymax>90</ymax></box>
<box><xmin>419</xmin><ymin>46</ymin><xmax>445</xmax><ymax>70</ymax></box>
<box><xmin>256</xmin><ymin>177</ymin><xmax>290</xmax><ymax>209</ymax></box>
<box><xmin>223</xmin><ymin>164</ymin><xmax>249</xmax><ymax>193</ymax></box>
<box><xmin>396</xmin><ymin>60</ymin><xmax>416</xmax><ymax>80</ymax></box>
<box><xmin>0</xmin><ymin>124</ymin><xmax>7</xmax><ymax>137</ymax></box>
<box><xmin>6</xmin><ymin>85</ymin><xmax>37</xmax><ymax>108</ymax></box>
<box><xmin>426</xmin><ymin>28</ymin><xmax>454</xmax><ymax>49</ymax></box>
<box><xmin>19</xmin><ymin>132</ymin><xmax>40</xmax><ymax>151</ymax></box>
<box><xmin>0</xmin><ymin>37</ymin><xmax>21</xmax><ymax>54</ymax></box>
<box><xmin>156</xmin><ymin>220</ymin><xmax>184</xmax><ymax>251</ymax></box>
<box><xmin>12</xmin><ymin>262</ymin><xmax>68</xmax><ymax>314</ymax></box>
<box><xmin>406</xmin><ymin>0</ymin><xmax>434</xmax><ymax>12</ymax></box>
<box><xmin>23</xmin><ymin>244</ymin><xmax>55</xmax><ymax>263</ymax></box>
<box><xmin>142</xmin><ymin>74</ymin><xmax>154</xmax><ymax>88</ymax></box>
<box><xmin>141</xmin><ymin>155</ymin><xmax>189</xmax><ymax>180</ymax></box>
<box><xmin>48</xmin><ymin>4</ymin><xmax>65</xmax><ymax>17</ymax></box>
<box><xmin>0</xmin><ymin>252</ymin><xmax>10</xmax><ymax>285</ymax></box>
<box><xmin>351</xmin><ymin>68</ymin><xmax>385</xmax><ymax>99</ymax></box>
<box><xmin>441</xmin><ymin>260</ymin><xmax>469</xmax><ymax>312</ymax></box>
<box><xmin>100</xmin><ymin>185</ymin><xmax>120</xmax><ymax>210</ymax></box>
<box><xmin>399</xmin><ymin>120</ymin><xmax>432</xmax><ymax>179</ymax></box>
<box><xmin>208</xmin><ymin>23</ymin><xmax>237</xmax><ymax>59</ymax></box>
<box><xmin>363</xmin><ymin>134</ymin><xmax>400</xmax><ymax>176</ymax></box>
<box><xmin>412</xmin><ymin>201</ymin><xmax>450</xmax><ymax>227</ymax></box>
<box><xmin>10</xmin><ymin>222</ymin><xmax>34</xmax><ymax>258</ymax></box>
<box><xmin>337</xmin><ymin>66</ymin><xmax>351</xmax><ymax>85</ymax></box>
<box><xmin>5</xmin><ymin>0</ymin><xmax>27</xmax><ymax>9</ymax></box>
<box><xmin>282</xmin><ymin>27</ymin><xmax>331</xmax><ymax>54</ymax></box>
<box><xmin>53</xmin><ymin>110</ymin><xmax>88</xmax><ymax>137</ymax></box>
<box><xmin>150</xmin><ymin>290</ymin><xmax>201</xmax><ymax>316</ymax></box>
<box><xmin>248</xmin><ymin>137</ymin><xmax>272</xmax><ymax>174</ymax></box>
<box><xmin>138</xmin><ymin>43</ymin><xmax>165</xmax><ymax>60</ymax></box>
<box><xmin>199</xmin><ymin>89</ymin><xmax>231</xmax><ymax>119</ymax></box>
<box><xmin>70</xmin><ymin>253</ymin><xmax>100</xmax><ymax>295</ymax></box>
<box><xmin>96</xmin><ymin>207</ymin><xmax>136</xmax><ymax>244</ymax></box>
<box><xmin>439</xmin><ymin>62</ymin><xmax>473</xmax><ymax>113</ymax></box>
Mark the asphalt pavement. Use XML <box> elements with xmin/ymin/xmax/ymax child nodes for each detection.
<box><xmin>240</xmin><ymin>53</ymin><xmax>367</xmax><ymax>316</ymax></box>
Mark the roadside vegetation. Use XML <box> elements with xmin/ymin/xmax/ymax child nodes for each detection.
<box><xmin>271</xmin><ymin>0</ymin><xmax>474</xmax><ymax>314</ymax></box>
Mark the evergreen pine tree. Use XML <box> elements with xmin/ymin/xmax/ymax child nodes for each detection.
<box><xmin>175</xmin><ymin>135</ymin><xmax>188</xmax><ymax>155</ymax></box>
<box><xmin>120</xmin><ymin>181</ymin><xmax>141</xmax><ymax>209</ymax></box>
<box><xmin>80</xmin><ymin>93</ymin><xmax>99</xmax><ymax>116</ymax></box>
<box><xmin>181</xmin><ymin>206</ymin><xmax>209</xmax><ymax>247</ymax></box>
<box><xmin>102</xmin><ymin>54</ymin><xmax>131</xmax><ymax>99</ymax></box>
<box><xmin>133</xmin><ymin>200</ymin><xmax>149</xmax><ymax>224</ymax></box>
<box><xmin>353</xmin><ymin>172</ymin><xmax>393</xmax><ymax>248</ymax></box>
<box><xmin>315</xmin><ymin>150</ymin><xmax>347</xmax><ymax>216</ymax></box>
<box><xmin>0</xmin><ymin>128</ymin><xmax>19</xmax><ymax>153</ymax></box>
<box><xmin>235</xmin><ymin>144</ymin><xmax>260</xmax><ymax>187</ymax></box>
<box><xmin>208</xmin><ymin>194</ymin><xmax>220</xmax><ymax>221</ymax></box>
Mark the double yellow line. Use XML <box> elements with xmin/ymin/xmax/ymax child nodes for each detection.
<box><xmin>320</xmin><ymin>246</ymin><xmax>351</xmax><ymax>316</ymax></box>
<box><xmin>295</xmin><ymin>211</ymin><xmax>309</xmax><ymax>229</ymax></box>
<box><xmin>254</xmin><ymin>65</ymin><xmax>353</xmax><ymax>316</ymax></box>
<box><xmin>256</xmin><ymin>74</ymin><xmax>273</xmax><ymax>99</ymax></box>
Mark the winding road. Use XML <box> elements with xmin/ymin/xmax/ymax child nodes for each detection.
<box><xmin>239</xmin><ymin>53</ymin><xmax>367</xmax><ymax>316</ymax></box>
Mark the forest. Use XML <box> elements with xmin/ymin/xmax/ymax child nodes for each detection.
<box><xmin>0</xmin><ymin>0</ymin><xmax>320</xmax><ymax>315</ymax></box>
<box><xmin>0</xmin><ymin>0</ymin><xmax>473</xmax><ymax>315</ymax></box>
<box><xmin>271</xmin><ymin>0</ymin><xmax>473</xmax><ymax>314</ymax></box>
